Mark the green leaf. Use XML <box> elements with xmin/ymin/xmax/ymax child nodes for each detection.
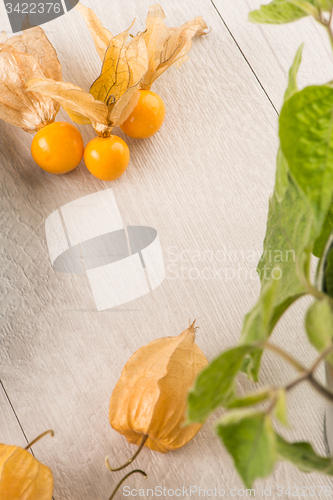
<box><xmin>284</xmin><ymin>44</ymin><xmax>303</xmax><ymax>103</ymax></box>
<box><xmin>216</xmin><ymin>411</ymin><xmax>276</xmax><ymax>488</ymax></box>
<box><xmin>240</xmin><ymin>278</ymin><xmax>280</xmax><ymax>379</ymax></box>
<box><xmin>324</xmin><ymin>244</ymin><xmax>333</xmax><ymax>298</ymax></box>
<box><xmin>277</xmin><ymin>435</ymin><xmax>333</xmax><ymax>474</ymax></box>
<box><xmin>275</xmin><ymin>149</ymin><xmax>289</xmax><ymax>202</ymax></box>
<box><xmin>313</xmin><ymin>203</ymin><xmax>333</xmax><ymax>258</ymax></box>
<box><xmin>305</xmin><ymin>299</ymin><xmax>333</xmax><ymax>364</ymax></box>
<box><xmin>279</xmin><ymin>85</ymin><xmax>333</xmax><ymax>227</ymax></box>
<box><xmin>317</xmin><ymin>0</ymin><xmax>333</xmax><ymax>10</ymax></box>
<box><xmin>274</xmin><ymin>389</ymin><xmax>289</xmax><ymax>426</ymax></box>
<box><xmin>241</xmin><ymin>158</ymin><xmax>313</xmax><ymax>379</ymax></box>
<box><xmin>290</xmin><ymin>0</ymin><xmax>318</xmax><ymax>15</ymax></box>
<box><xmin>228</xmin><ymin>389</ymin><xmax>272</xmax><ymax>409</ymax></box>
<box><xmin>249</xmin><ymin>0</ymin><xmax>316</xmax><ymax>24</ymax></box>
<box><xmin>240</xmin><ymin>68</ymin><xmax>333</xmax><ymax>381</ymax></box>
<box><xmin>187</xmin><ymin>345</ymin><xmax>256</xmax><ymax>423</ymax></box>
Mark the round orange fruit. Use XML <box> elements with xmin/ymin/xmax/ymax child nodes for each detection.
<box><xmin>31</xmin><ymin>122</ymin><xmax>84</xmax><ymax>175</ymax></box>
<box><xmin>120</xmin><ymin>90</ymin><xmax>166</xmax><ymax>139</ymax></box>
<box><xmin>84</xmin><ymin>135</ymin><xmax>130</xmax><ymax>181</ymax></box>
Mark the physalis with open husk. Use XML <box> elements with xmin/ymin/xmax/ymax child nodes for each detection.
<box><xmin>0</xmin><ymin>28</ymin><xmax>84</xmax><ymax>175</ymax></box>
<box><xmin>26</xmin><ymin>4</ymin><xmax>209</xmax><ymax>181</ymax></box>
<box><xmin>76</xmin><ymin>2</ymin><xmax>209</xmax><ymax>140</ymax></box>
<box><xmin>26</xmin><ymin>20</ymin><xmax>148</xmax><ymax>181</ymax></box>
<box><xmin>105</xmin><ymin>320</ymin><xmax>208</xmax><ymax>488</ymax></box>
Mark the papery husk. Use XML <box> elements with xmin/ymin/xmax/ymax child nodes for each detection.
<box><xmin>0</xmin><ymin>27</ymin><xmax>62</xmax><ymax>133</ymax></box>
<box><xmin>141</xmin><ymin>5</ymin><xmax>209</xmax><ymax>89</ymax></box>
<box><xmin>75</xmin><ymin>2</ymin><xmax>113</xmax><ymax>62</ymax></box>
<box><xmin>27</xmin><ymin>26</ymin><xmax>149</xmax><ymax>136</ymax></box>
<box><xmin>76</xmin><ymin>3</ymin><xmax>209</xmax><ymax>92</ymax></box>
<box><xmin>90</xmin><ymin>26</ymin><xmax>148</xmax><ymax>128</ymax></box>
<box><xmin>4</xmin><ymin>27</ymin><xmax>62</xmax><ymax>81</ymax></box>
<box><xmin>26</xmin><ymin>78</ymin><xmax>108</xmax><ymax>125</ymax></box>
<box><xmin>0</xmin><ymin>444</ymin><xmax>53</xmax><ymax>500</ymax></box>
<box><xmin>109</xmin><ymin>322</ymin><xmax>208</xmax><ymax>453</ymax></box>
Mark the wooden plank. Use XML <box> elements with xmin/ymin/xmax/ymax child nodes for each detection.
<box><xmin>212</xmin><ymin>0</ymin><xmax>333</xmax><ymax>110</ymax></box>
<box><xmin>0</xmin><ymin>0</ymin><xmax>332</xmax><ymax>497</ymax></box>
<box><xmin>0</xmin><ymin>381</ymin><xmax>28</xmax><ymax>445</ymax></box>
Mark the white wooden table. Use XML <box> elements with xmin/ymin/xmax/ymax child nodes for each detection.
<box><xmin>1</xmin><ymin>1</ymin><xmax>333</xmax><ymax>498</ymax></box>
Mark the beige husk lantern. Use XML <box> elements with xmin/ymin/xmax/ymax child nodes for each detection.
<box><xmin>108</xmin><ymin>322</ymin><xmax>208</xmax><ymax>456</ymax></box>
<box><xmin>0</xmin><ymin>27</ymin><xmax>62</xmax><ymax>133</ymax></box>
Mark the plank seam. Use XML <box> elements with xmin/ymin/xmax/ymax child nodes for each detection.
<box><xmin>0</xmin><ymin>380</ymin><xmax>56</xmax><ymax>499</ymax></box>
<box><xmin>210</xmin><ymin>0</ymin><xmax>279</xmax><ymax>116</ymax></box>
<box><xmin>0</xmin><ymin>379</ymin><xmax>31</xmax><ymax>451</ymax></box>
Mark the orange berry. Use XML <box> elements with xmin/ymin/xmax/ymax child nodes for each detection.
<box><xmin>84</xmin><ymin>135</ymin><xmax>130</xmax><ymax>181</ymax></box>
<box><xmin>31</xmin><ymin>122</ymin><xmax>84</xmax><ymax>175</ymax></box>
<box><xmin>120</xmin><ymin>90</ymin><xmax>165</xmax><ymax>139</ymax></box>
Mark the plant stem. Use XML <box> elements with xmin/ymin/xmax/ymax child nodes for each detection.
<box><xmin>327</xmin><ymin>8</ymin><xmax>333</xmax><ymax>47</ymax></box>
<box><xmin>310</xmin><ymin>344</ymin><xmax>333</xmax><ymax>373</ymax></box>
<box><xmin>306</xmin><ymin>283</ymin><xmax>333</xmax><ymax>308</ymax></box>
<box><xmin>285</xmin><ymin>372</ymin><xmax>309</xmax><ymax>392</ymax></box>
<box><xmin>286</xmin><ymin>372</ymin><xmax>333</xmax><ymax>404</ymax></box>
<box><xmin>105</xmin><ymin>435</ymin><xmax>148</xmax><ymax>472</ymax></box>
<box><xmin>284</xmin><ymin>345</ymin><xmax>333</xmax><ymax>404</ymax></box>
<box><xmin>108</xmin><ymin>469</ymin><xmax>147</xmax><ymax>500</ymax></box>
<box><xmin>263</xmin><ymin>342</ymin><xmax>306</xmax><ymax>372</ymax></box>
<box><xmin>308</xmin><ymin>374</ymin><xmax>333</xmax><ymax>403</ymax></box>
<box><xmin>317</xmin><ymin>7</ymin><xmax>333</xmax><ymax>49</ymax></box>
<box><xmin>25</xmin><ymin>430</ymin><xmax>54</xmax><ymax>450</ymax></box>
<box><xmin>263</xmin><ymin>344</ymin><xmax>333</xmax><ymax>409</ymax></box>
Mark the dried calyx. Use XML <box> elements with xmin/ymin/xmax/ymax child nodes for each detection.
<box><xmin>25</xmin><ymin>3</ymin><xmax>209</xmax><ymax>137</ymax></box>
<box><xmin>0</xmin><ymin>430</ymin><xmax>54</xmax><ymax>500</ymax></box>
<box><xmin>0</xmin><ymin>27</ymin><xmax>62</xmax><ymax>133</ymax></box>
<box><xmin>103</xmin><ymin>321</ymin><xmax>207</xmax><ymax>499</ymax></box>
<box><xmin>108</xmin><ymin>321</ymin><xmax>208</xmax><ymax>461</ymax></box>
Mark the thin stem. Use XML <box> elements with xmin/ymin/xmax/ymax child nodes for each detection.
<box><xmin>264</xmin><ymin>344</ymin><xmax>333</xmax><ymax>410</ymax></box>
<box><xmin>25</xmin><ymin>430</ymin><xmax>54</xmax><ymax>450</ymax></box>
<box><xmin>263</xmin><ymin>342</ymin><xmax>306</xmax><ymax>372</ymax></box>
<box><xmin>285</xmin><ymin>372</ymin><xmax>333</xmax><ymax>404</ymax></box>
<box><xmin>108</xmin><ymin>469</ymin><xmax>147</xmax><ymax>500</ymax></box>
<box><xmin>306</xmin><ymin>283</ymin><xmax>333</xmax><ymax>309</ymax></box>
<box><xmin>285</xmin><ymin>372</ymin><xmax>309</xmax><ymax>392</ymax></box>
<box><xmin>317</xmin><ymin>7</ymin><xmax>333</xmax><ymax>49</ymax></box>
<box><xmin>105</xmin><ymin>435</ymin><xmax>148</xmax><ymax>472</ymax></box>
<box><xmin>308</xmin><ymin>374</ymin><xmax>333</xmax><ymax>404</ymax></box>
<box><xmin>310</xmin><ymin>344</ymin><xmax>333</xmax><ymax>374</ymax></box>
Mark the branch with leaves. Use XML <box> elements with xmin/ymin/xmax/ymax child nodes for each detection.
<box><xmin>187</xmin><ymin>0</ymin><xmax>333</xmax><ymax>488</ymax></box>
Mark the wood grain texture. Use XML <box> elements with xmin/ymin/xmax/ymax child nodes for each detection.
<box><xmin>213</xmin><ymin>0</ymin><xmax>333</xmax><ymax>111</ymax></box>
<box><xmin>0</xmin><ymin>0</ymin><xmax>332</xmax><ymax>498</ymax></box>
<box><xmin>0</xmin><ymin>382</ymin><xmax>28</xmax><ymax>445</ymax></box>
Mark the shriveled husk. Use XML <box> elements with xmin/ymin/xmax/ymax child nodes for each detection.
<box><xmin>76</xmin><ymin>2</ymin><xmax>209</xmax><ymax>90</ymax></box>
<box><xmin>0</xmin><ymin>27</ymin><xmax>62</xmax><ymax>133</ymax></box>
<box><xmin>109</xmin><ymin>322</ymin><xmax>208</xmax><ymax>453</ymax></box>
<box><xmin>0</xmin><ymin>444</ymin><xmax>53</xmax><ymax>500</ymax></box>
<box><xmin>141</xmin><ymin>4</ymin><xmax>209</xmax><ymax>90</ymax></box>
